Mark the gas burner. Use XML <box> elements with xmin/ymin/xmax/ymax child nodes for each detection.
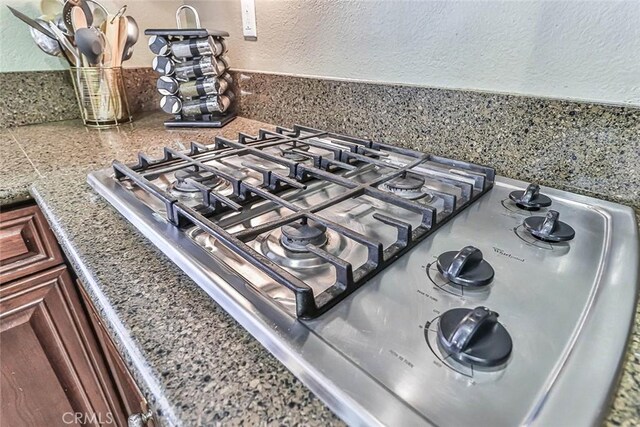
<box><xmin>171</xmin><ymin>168</ymin><xmax>226</xmax><ymax>194</ymax></box>
<box><xmin>380</xmin><ymin>174</ymin><xmax>431</xmax><ymax>200</ymax></box>
<box><xmin>279</xmin><ymin>144</ymin><xmax>311</xmax><ymax>161</ymax></box>
<box><xmin>280</xmin><ymin>220</ymin><xmax>328</xmax><ymax>253</ymax></box>
<box><xmin>258</xmin><ymin>220</ymin><xmax>352</xmax><ymax>270</ymax></box>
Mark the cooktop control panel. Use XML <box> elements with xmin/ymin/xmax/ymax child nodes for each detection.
<box><xmin>305</xmin><ymin>179</ymin><xmax>608</xmax><ymax>426</ymax></box>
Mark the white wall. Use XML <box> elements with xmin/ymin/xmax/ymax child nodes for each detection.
<box><xmin>187</xmin><ymin>0</ymin><xmax>640</xmax><ymax>106</ymax></box>
<box><xmin>0</xmin><ymin>0</ymin><xmax>183</xmax><ymax>72</ymax></box>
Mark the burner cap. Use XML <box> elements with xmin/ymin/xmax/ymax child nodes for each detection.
<box><xmin>173</xmin><ymin>168</ymin><xmax>222</xmax><ymax>193</ymax></box>
<box><xmin>380</xmin><ymin>174</ymin><xmax>428</xmax><ymax>199</ymax></box>
<box><xmin>280</xmin><ymin>220</ymin><xmax>328</xmax><ymax>253</ymax></box>
<box><xmin>280</xmin><ymin>144</ymin><xmax>310</xmax><ymax>161</ymax></box>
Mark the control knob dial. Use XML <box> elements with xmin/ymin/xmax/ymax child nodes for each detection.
<box><xmin>437</xmin><ymin>306</ymin><xmax>512</xmax><ymax>368</ymax></box>
<box><xmin>523</xmin><ymin>210</ymin><xmax>575</xmax><ymax>242</ymax></box>
<box><xmin>509</xmin><ymin>183</ymin><xmax>552</xmax><ymax>210</ymax></box>
<box><xmin>436</xmin><ymin>246</ymin><xmax>494</xmax><ymax>288</ymax></box>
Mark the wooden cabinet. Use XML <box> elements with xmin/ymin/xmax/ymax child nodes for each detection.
<box><xmin>0</xmin><ymin>204</ymin><xmax>63</xmax><ymax>284</ymax></box>
<box><xmin>0</xmin><ymin>203</ymin><xmax>150</xmax><ymax>427</ymax></box>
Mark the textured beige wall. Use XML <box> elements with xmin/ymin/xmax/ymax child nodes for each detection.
<box><xmin>0</xmin><ymin>0</ymin><xmax>183</xmax><ymax>72</ymax></box>
<box><xmin>186</xmin><ymin>0</ymin><xmax>640</xmax><ymax>106</ymax></box>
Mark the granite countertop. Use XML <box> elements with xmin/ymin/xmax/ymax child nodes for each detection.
<box><xmin>1</xmin><ymin>111</ymin><xmax>638</xmax><ymax>426</ymax></box>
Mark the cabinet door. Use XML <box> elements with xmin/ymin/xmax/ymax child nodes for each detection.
<box><xmin>0</xmin><ymin>204</ymin><xmax>63</xmax><ymax>284</ymax></box>
<box><xmin>1</xmin><ymin>266</ymin><xmax>123</xmax><ymax>426</ymax></box>
<box><xmin>77</xmin><ymin>280</ymin><xmax>151</xmax><ymax>426</ymax></box>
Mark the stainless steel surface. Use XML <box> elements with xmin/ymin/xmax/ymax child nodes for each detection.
<box><xmin>88</xmin><ymin>154</ymin><xmax>639</xmax><ymax>426</ymax></box>
<box><xmin>171</xmin><ymin>36</ymin><xmax>225</xmax><ymax>59</ymax></box>
<box><xmin>7</xmin><ymin>6</ymin><xmax>57</xmax><ymax>39</ymax></box>
<box><xmin>62</xmin><ymin>0</ymin><xmax>94</xmax><ymax>33</ymax></box>
<box><xmin>181</xmin><ymin>95</ymin><xmax>231</xmax><ymax>116</ymax></box>
<box><xmin>30</xmin><ymin>18</ymin><xmax>62</xmax><ymax>56</ymax></box>
<box><xmin>121</xmin><ymin>15</ymin><xmax>139</xmax><ymax>62</ymax></box>
<box><xmin>48</xmin><ymin>21</ymin><xmax>79</xmax><ymax>65</ymax></box>
<box><xmin>174</xmin><ymin>56</ymin><xmax>228</xmax><ymax>81</ymax></box>
<box><xmin>70</xmin><ymin>67</ymin><xmax>131</xmax><ymax>127</ymax></box>
<box><xmin>61</xmin><ymin>0</ymin><xmax>77</xmax><ymax>33</ymax></box>
<box><xmin>175</xmin><ymin>4</ymin><xmax>201</xmax><ymax>28</ymax></box>
<box><xmin>178</xmin><ymin>74</ymin><xmax>230</xmax><ymax>99</ymax></box>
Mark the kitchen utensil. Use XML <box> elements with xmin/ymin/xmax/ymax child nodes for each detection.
<box><xmin>53</xmin><ymin>14</ymin><xmax>68</xmax><ymax>34</ymax></box>
<box><xmin>103</xmin><ymin>13</ymin><xmax>121</xmax><ymax>67</ymax></box>
<box><xmin>61</xmin><ymin>0</ymin><xmax>74</xmax><ymax>33</ymax></box>
<box><xmin>7</xmin><ymin>6</ymin><xmax>57</xmax><ymax>39</ymax></box>
<box><xmin>71</xmin><ymin>6</ymin><xmax>88</xmax><ymax>30</ymax></box>
<box><xmin>40</xmin><ymin>0</ymin><xmax>63</xmax><ymax>20</ymax></box>
<box><xmin>75</xmin><ymin>27</ymin><xmax>104</xmax><ymax>65</ymax></box>
<box><xmin>47</xmin><ymin>20</ymin><xmax>79</xmax><ymax>65</ymax></box>
<box><xmin>62</xmin><ymin>0</ymin><xmax>93</xmax><ymax>33</ymax></box>
<box><xmin>160</xmin><ymin>95</ymin><xmax>182</xmax><ymax>114</ymax></box>
<box><xmin>113</xmin><ymin>15</ymin><xmax>128</xmax><ymax>66</ymax></box>
<box><xmin>86</xmin><ymin>0</ymin><xmax>108</xmax><ymax>28</ymax></box>
<box><xmin>30</xmin><ymin>18</ymin><xmax>62</xmax><ymax>56</ymax></box>
<box><xmin>121</xmin><ymin>15</ymin><xmax>138</xmax><ymax>61</ymax></box>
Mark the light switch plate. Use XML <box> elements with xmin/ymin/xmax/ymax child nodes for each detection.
<box><xmin>241</xmin><ymin>0</ymin><xmax>257</xmax><ymax>38</ymax></box>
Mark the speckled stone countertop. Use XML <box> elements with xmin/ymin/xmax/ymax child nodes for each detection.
<box><xmin>1</xmin><ymin>111</ymin><xmax>638</xmax><ymax>426</ymax></box>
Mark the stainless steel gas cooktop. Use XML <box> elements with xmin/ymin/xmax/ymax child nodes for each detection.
<box><xmin>88</xmin><ymin>125</ymin><xmax>639</xmax><ymax>426</ymax></box>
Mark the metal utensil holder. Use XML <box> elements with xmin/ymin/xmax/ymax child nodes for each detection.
<box><xmin>145</xmin><ymin>5</ymin><xmax>237</xmax><ymax>128</ymax></box>
<box><xmin>70</xmin><ymin>67</ymin><xmax>132</xmax><ymax>128</ymax></box>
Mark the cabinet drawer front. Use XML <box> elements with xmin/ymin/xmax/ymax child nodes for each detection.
<box><xmin>1</xmin><ymin>204</ymin><xmax>63</xmax><ymax>284</ymax></box>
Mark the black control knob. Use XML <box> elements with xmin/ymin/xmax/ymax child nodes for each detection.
<box><xmin>523</xmin><ymin>210</ymin><xmax>575</xmax><ymax>242</ymax></box>
<box><xmin>437</xmin><ymin>306</ymin><xmax>512</xmax><ymax>368</ymax></box>
<box><xmin>509</xmin><ymin>183</ymin><xmax>552</xmax><ymax>210</ymax></box>
<box><xmin>436</xmin><ymin>246</ymin><xmax>494</xmax><ymax>287</ymax></box>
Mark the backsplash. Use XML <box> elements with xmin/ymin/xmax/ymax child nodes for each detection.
<box><xmin>234</xmin><ymin>71</ymin><xmax>640</xmax><ymax>211</ymax></box>
<box><xmin>1</xmin><ymin>68</ymin><xmax>637</xmax><ymax>211</ymax></box>
<box><xmin>0</xmin><ymin>68</ymin><xmax>160</xmax><ymax>128</ymax></box>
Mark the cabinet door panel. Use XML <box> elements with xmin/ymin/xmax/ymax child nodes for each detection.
<box><xmin>77</xmin><ymin>281</ymin><xmax>151</xmax><ymax>426</ymax></box>
<box><xmin>1</xmin><ymin>321</ymin><xmax>75</xmax><ymax>425</ymax></box>
<box><xmin>0</xmin><ymin>266</ymin><xmax>119</xmax><ymax>426</ymax></box>
<box><xmin>0</xmin><ymin>205</ymin><xmax>63</xmax><ymax>284</ymax></box>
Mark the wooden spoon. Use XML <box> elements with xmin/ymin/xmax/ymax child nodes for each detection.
<box><xmin>103</xmin><ymin>14</ymin><xmax>120</xmax><ymax>67</ymax></box>
<box><xmin>71</xmin><ymin>6</ymin><xmax>87</xmax><ymax>30</ymax></box>
<box><xmin>114</xmin><ymin>15</ymin><xmax>127</xmax><ymax>67</ymax></box>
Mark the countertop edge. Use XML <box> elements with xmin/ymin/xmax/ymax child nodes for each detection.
<box><xmin>30</xmin><ymin>184</ymin><xmax>180</xmax><ymax>427</ymax></box>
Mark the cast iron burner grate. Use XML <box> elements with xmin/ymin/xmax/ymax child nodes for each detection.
<box><xmin>111</xmin><ymin>125</ymin><xmax>495</xmax><ymax>318</ymax></box>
